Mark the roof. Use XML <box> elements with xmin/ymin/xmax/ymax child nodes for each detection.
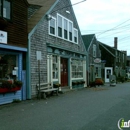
<box><xmin>98</xmin><ymin>41</ymin><xmax>115</xmax><ymax>57</ymax></box>
<box><xmin>27</xmin><ymin>0</ymin><xmax>57</xmax><ymax>33</ymax></box>
<box><xmin>82</xmin><ymin>34</ymin><xmax>95</xmax><ymax>50</ymax></box>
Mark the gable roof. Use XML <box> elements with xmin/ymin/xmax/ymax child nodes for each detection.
<box><xmin>98</xmin><ymin>41</ymin><xmax>115</xmax><ymax>57</ymax></box>
<box><xmin>27</xmin><ymin>0</ymin><xmax>57</xmax><ymax>33</ymax></box>
<box><xmin>82</xmin><ymin>34</ymin><xmax>95</xmax><ymax>50</ymax></box>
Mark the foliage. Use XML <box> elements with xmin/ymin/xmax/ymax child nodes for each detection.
<box><xmin>95</xmin><ymin>78</ymin><xmax>104</xmax><ymax>85</ymax></box>
<box><xmin>53</xmin><ymin>83</ymin><xmax>61</xmax><ymax>88</ymax></box>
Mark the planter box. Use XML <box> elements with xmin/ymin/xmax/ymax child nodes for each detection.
<box><xmin>0</xmin><ymin>87</ymin><xmax>21</xmax><ymax>93</ymax></box>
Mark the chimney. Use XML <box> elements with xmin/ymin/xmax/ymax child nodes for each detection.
<box><xmin>114</xmin><ymin>37</ymin><xmax>118</xmax><ymax>49</ymax></box>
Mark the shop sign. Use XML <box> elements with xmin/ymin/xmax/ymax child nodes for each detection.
<box><xmin>0</xmin><ymin>30</ymin><xmax>7</xmax><ymax>44</ymax></box>
<box><xmin>94</xmin><ymin>58</ymin><xmax>101</xmax><ymax>63</ymax></box>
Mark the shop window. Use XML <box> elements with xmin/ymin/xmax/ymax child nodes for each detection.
<box><xmin>71</xmin><ymin>59</ymin><xmax>83</xmax><ymax>78</ymax></box>
<box><xmin>0</xmin><ymin>0</ymin><xmax>12</xmax><ymax>20</ymax></box>
<box><xmin>52</xmin><ymin>55</ymin><xmax>58</xmax><ymax>79</ymax></box>
<box><xmin>0</xmin><ymin>54</ymin><xmax>18</xmax><ymax>81</ymax></box>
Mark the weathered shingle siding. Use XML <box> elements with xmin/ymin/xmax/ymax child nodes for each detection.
<box><xmin>30</xmin><ymin>0</ymin><xmax>86</xmax><ymax>96</ymax></box>
<box><xmin>28</xmin><ymin>5</ymin><xmax>41</xmax><ymax>19</ymax></box>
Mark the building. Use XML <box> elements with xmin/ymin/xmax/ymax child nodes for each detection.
<box><xmin>0</xmin><ymin>0</ymin><xmax>28</xmax><ymax>105</ymax></box>
<box><xmin>98</xmin><ymin>37</ymin><xmax>127</xmax><ymax>82</ymax></box>
<box><xmin>82</xmin><ymin>34</ymin><xmax>101</xmax><ymax>85</ymax></box>
<box><xmin>27</xmin><ymin>0</ymin><xmax>87</xmax><ymax>98</ymax></box>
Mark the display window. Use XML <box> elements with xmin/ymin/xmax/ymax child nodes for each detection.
<box><xmin>0</xmin><ymin>54</ymin><xmax>18</xmax><ymax>81</ymax></box>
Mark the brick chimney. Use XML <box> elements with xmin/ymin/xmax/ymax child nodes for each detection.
<box><xmin>114</xmin><ymin>37</ymin><xmax>118</xmax><ymax>49</ymax></box>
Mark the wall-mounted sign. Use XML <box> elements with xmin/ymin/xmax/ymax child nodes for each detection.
<box><xmin>36</xmin><ymin>51</ymin><xmax>42</xmax><ymax>60</ymax></box>
<box><xmin>94</xmin><ymin>58</ymin><xmax>101</xmax><ymax>63</ymax></box>
<box><xmin>0</xmin><ymin>30</ymin><xmax>7</xmax><ymax>44</ymax></box>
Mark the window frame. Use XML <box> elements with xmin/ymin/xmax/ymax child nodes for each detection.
<box><xmin>93</xmin><ymin>44</ymin><xmax>96</xmax><ymax>57</ymax></box>
<box><xmin>0</xmin><ymin>0</ymin><xmax>12</xmax><ymax>20</ymax></box>
<box><xmin>71</xmin><ymin>59</ymin><xmax>83</xmax><ymax>79</ymax></box>
<box><xmin>49</xmin><ymin>17</ymin><xmax>56</xmax><ymax>36</ymax></box>
<box><xmin>74</xmin><ymin>28</ymin><xmax>78</xmax><ymax>44</ymax></box>
<box><xmin>57</xmin><ymin>14</ymin><xmax>63</xmax><ymax>38</ymax></box>
<box><xmin>56</xmin><ymin>13</ymin><xmax>76</xmax><ymax>44</ymax></box>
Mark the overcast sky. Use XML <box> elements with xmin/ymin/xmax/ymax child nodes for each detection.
<box><xmin>71</xmin><ymin>0</ymin><xmax>130</xmax><ymax>55</ymax></box>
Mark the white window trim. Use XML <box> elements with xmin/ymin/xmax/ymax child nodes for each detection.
<box><xmin>74</xmin><ymin>28</ymin><xmax>78</xmax><ymax>44</ymax></box>
<box><xmin>49</xmin><ymin>17</ymin><xmax>56</xmax><ymax>36</ymax></box>
<box><xmin>56</xmin><ymin>13</ymin><xmax>76</xmax><ymax>44</ymax></box>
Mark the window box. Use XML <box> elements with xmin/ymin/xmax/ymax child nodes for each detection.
<box><xmin>0</xmin><ymin>80</ymin><xmax>22</xmax><ymax>94</ymax></box>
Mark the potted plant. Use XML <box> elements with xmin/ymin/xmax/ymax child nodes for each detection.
<box><xmin>95</xmin><ymin>78</ymin><xmax>104</xmax><ymax>86</ymax></box>
<box><xmin>53</xmin><ymin>83</ymin><xmax>61</xmax><ymax>88</ymax></box>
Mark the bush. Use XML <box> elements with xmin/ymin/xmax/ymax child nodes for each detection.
<box><xmin>95</xmin><ymin>78</ymin><xmax>104</xmax><ymax>85</ymax></box>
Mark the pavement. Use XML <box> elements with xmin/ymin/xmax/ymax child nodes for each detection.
<box><xmin>0</xmin><ymin>82</ymin><xmax>130</xmax><ymax>130</ymax></box>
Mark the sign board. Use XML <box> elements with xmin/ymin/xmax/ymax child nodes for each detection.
<box><xmin>94</xmin><ymin>58</ymin><xmax>101</xmax><ymax>63</ymax></box>
<box><xmin>0</xmin><ymin>30</ymin><xmax>7</xmax><ymax>44</ymax></box>
<box><xmin>101</xmin><ymin>60</ymin><xmax>106</xmax><ymax>63</ymax></box>
<box><xmin>36</xmin><ymin>51</ymin><xmax>42</xmax><ymax>60</ymax></box>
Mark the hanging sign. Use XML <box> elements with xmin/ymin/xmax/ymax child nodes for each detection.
<box><xmin>94</xmin><ymin>58</ymin><xmax>101</xmax><ymax>63</ymax></box>
<box><xmin>0</xmin><ymin>30</ymin><xmax>7</xmax><ymax>44</ymax></box>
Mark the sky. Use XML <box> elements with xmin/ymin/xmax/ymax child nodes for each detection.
<box><xmin>70</xmin><ymin>0</ymin><xmax>130</xmax><ymax>56</ymax></box>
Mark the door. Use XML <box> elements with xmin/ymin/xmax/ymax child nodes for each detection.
<box><xmin>105</xmin><ymin>67</ymin><xmax>113</xmax><ymax>83</ymax></box>
<box><xmin>61</xmin><ymin>58</ymin><xmax>68</xmax><ymax>86</ymax></box>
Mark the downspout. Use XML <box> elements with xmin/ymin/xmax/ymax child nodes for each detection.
<box><xmin>26</xmin><ymin>37</ymin><xmax>31</xmax><ymax>99</ymax></box>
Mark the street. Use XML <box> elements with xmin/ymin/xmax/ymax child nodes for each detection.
<box><xmin>0</xmin><ymin>82</ymin><xmax>130</xmax><ymax>130</ymax></box>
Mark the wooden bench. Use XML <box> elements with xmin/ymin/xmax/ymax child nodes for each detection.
<box><xmin>36</xmin><ymin>83</ymin><xmax>58</xmax><ymax>99</ymax></box>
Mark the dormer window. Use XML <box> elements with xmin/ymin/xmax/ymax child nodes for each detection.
<box><xmin>0</xmin><ymin>0</ymin><xmax>12</xmax><ymax>20</ymax></box>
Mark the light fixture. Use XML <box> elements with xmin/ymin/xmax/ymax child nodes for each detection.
<box><xmin>66</xmin><ymin>10</ymin><xmax>70</xmax><ymax>14</ymax></box>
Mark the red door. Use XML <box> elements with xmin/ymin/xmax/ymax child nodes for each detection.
<box><xmin>61</xmin><ymin>58</ymin><xmax>68</xmax><ymax>87</ymax></box>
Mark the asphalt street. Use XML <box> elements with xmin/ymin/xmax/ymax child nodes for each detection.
<box><xmin>0</xmin><ymin>82</ymin><xmax>130</xmax><ymax>130</ymax></box>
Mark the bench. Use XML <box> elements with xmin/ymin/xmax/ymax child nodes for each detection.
<box><xmin>36</xmin><ymin>82</ymin><xmax>58</xmax><ymax>99</ymax></box>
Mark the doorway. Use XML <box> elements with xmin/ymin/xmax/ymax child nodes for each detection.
<box><xmin>61</xmin><ymin>58</ymin><xmax>68</xmax><ymax>86</ymax></box>
<box><xmin>105</xmin><ymin>67</ymin><xmax>113</xmax><ymax>82</ymax></box>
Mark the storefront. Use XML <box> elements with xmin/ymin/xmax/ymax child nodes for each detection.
<box><xmin>47</xmin><ymin>44</ymin><xmax>86</xmax><ymax>90</ymax></box>
<box><xmin>0</xmin><ymin>44</ymin><xmax>27</xmax><ymax>105</ymax></box>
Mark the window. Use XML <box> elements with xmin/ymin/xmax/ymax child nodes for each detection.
<box><xmin>49</xmin><ymin>17</ymin><xmax>56</xmax><ymax>35</ymax></box>
<box><xmin>0</xmin><ymin>0</ymin><xmax>11</xmax><ymax>20</ymax></box>
<box><xmin>93</xmin><ymin>44</ymin><xmax>96</xmax><ymax>57</ymax></box>
<box><xmin>58</xmin><ymin>15</ymin><xmax>62</xmax><ymax>37</ymax></box>
<box><xmin>52</xmin><ymin>55</ymin><xmax>58</xmax><ymax>79</ymax></box>
<box><xmin>69</xmin><ymin>22</ymin><xmax>73</xmax><ymax>41</ymax></box>
<box><xmin>64</xmin><ymin>19</ymin><xmax>68</xmax><ymax>39</ymax></box>
<box><xmin>49</xmin><ymin>14</ymin><xmax>78</xmax><ymax>44</ymax></box>
<box><xmin>0</xmin><ymin>54</ymin><xmax>18</xmax><ymax>80</ymax></box>
<box><xmin>74</xmin><ymin>28</ymin><xmax>78</xmax><ymax>43</ymax></box>
<box><xmin>71</xmin><ymin>59</ymin><xmax>83</xmax><ymax>79</ymax></box>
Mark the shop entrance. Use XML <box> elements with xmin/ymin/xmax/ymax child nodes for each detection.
<box><xmin>61</xmin><ymin>58</ymin><xmax>68</xmax><ymax>86</ymax></box>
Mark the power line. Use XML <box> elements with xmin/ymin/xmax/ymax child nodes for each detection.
<box><xmin>97</xmin><ymin>18</ymin><xmax>130</xmax><ymax>37</ymax></box>
<box><xmin>50</xmin><ymin>0</ymin><xmax>86</xmax><ymax>14</ymax></box>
